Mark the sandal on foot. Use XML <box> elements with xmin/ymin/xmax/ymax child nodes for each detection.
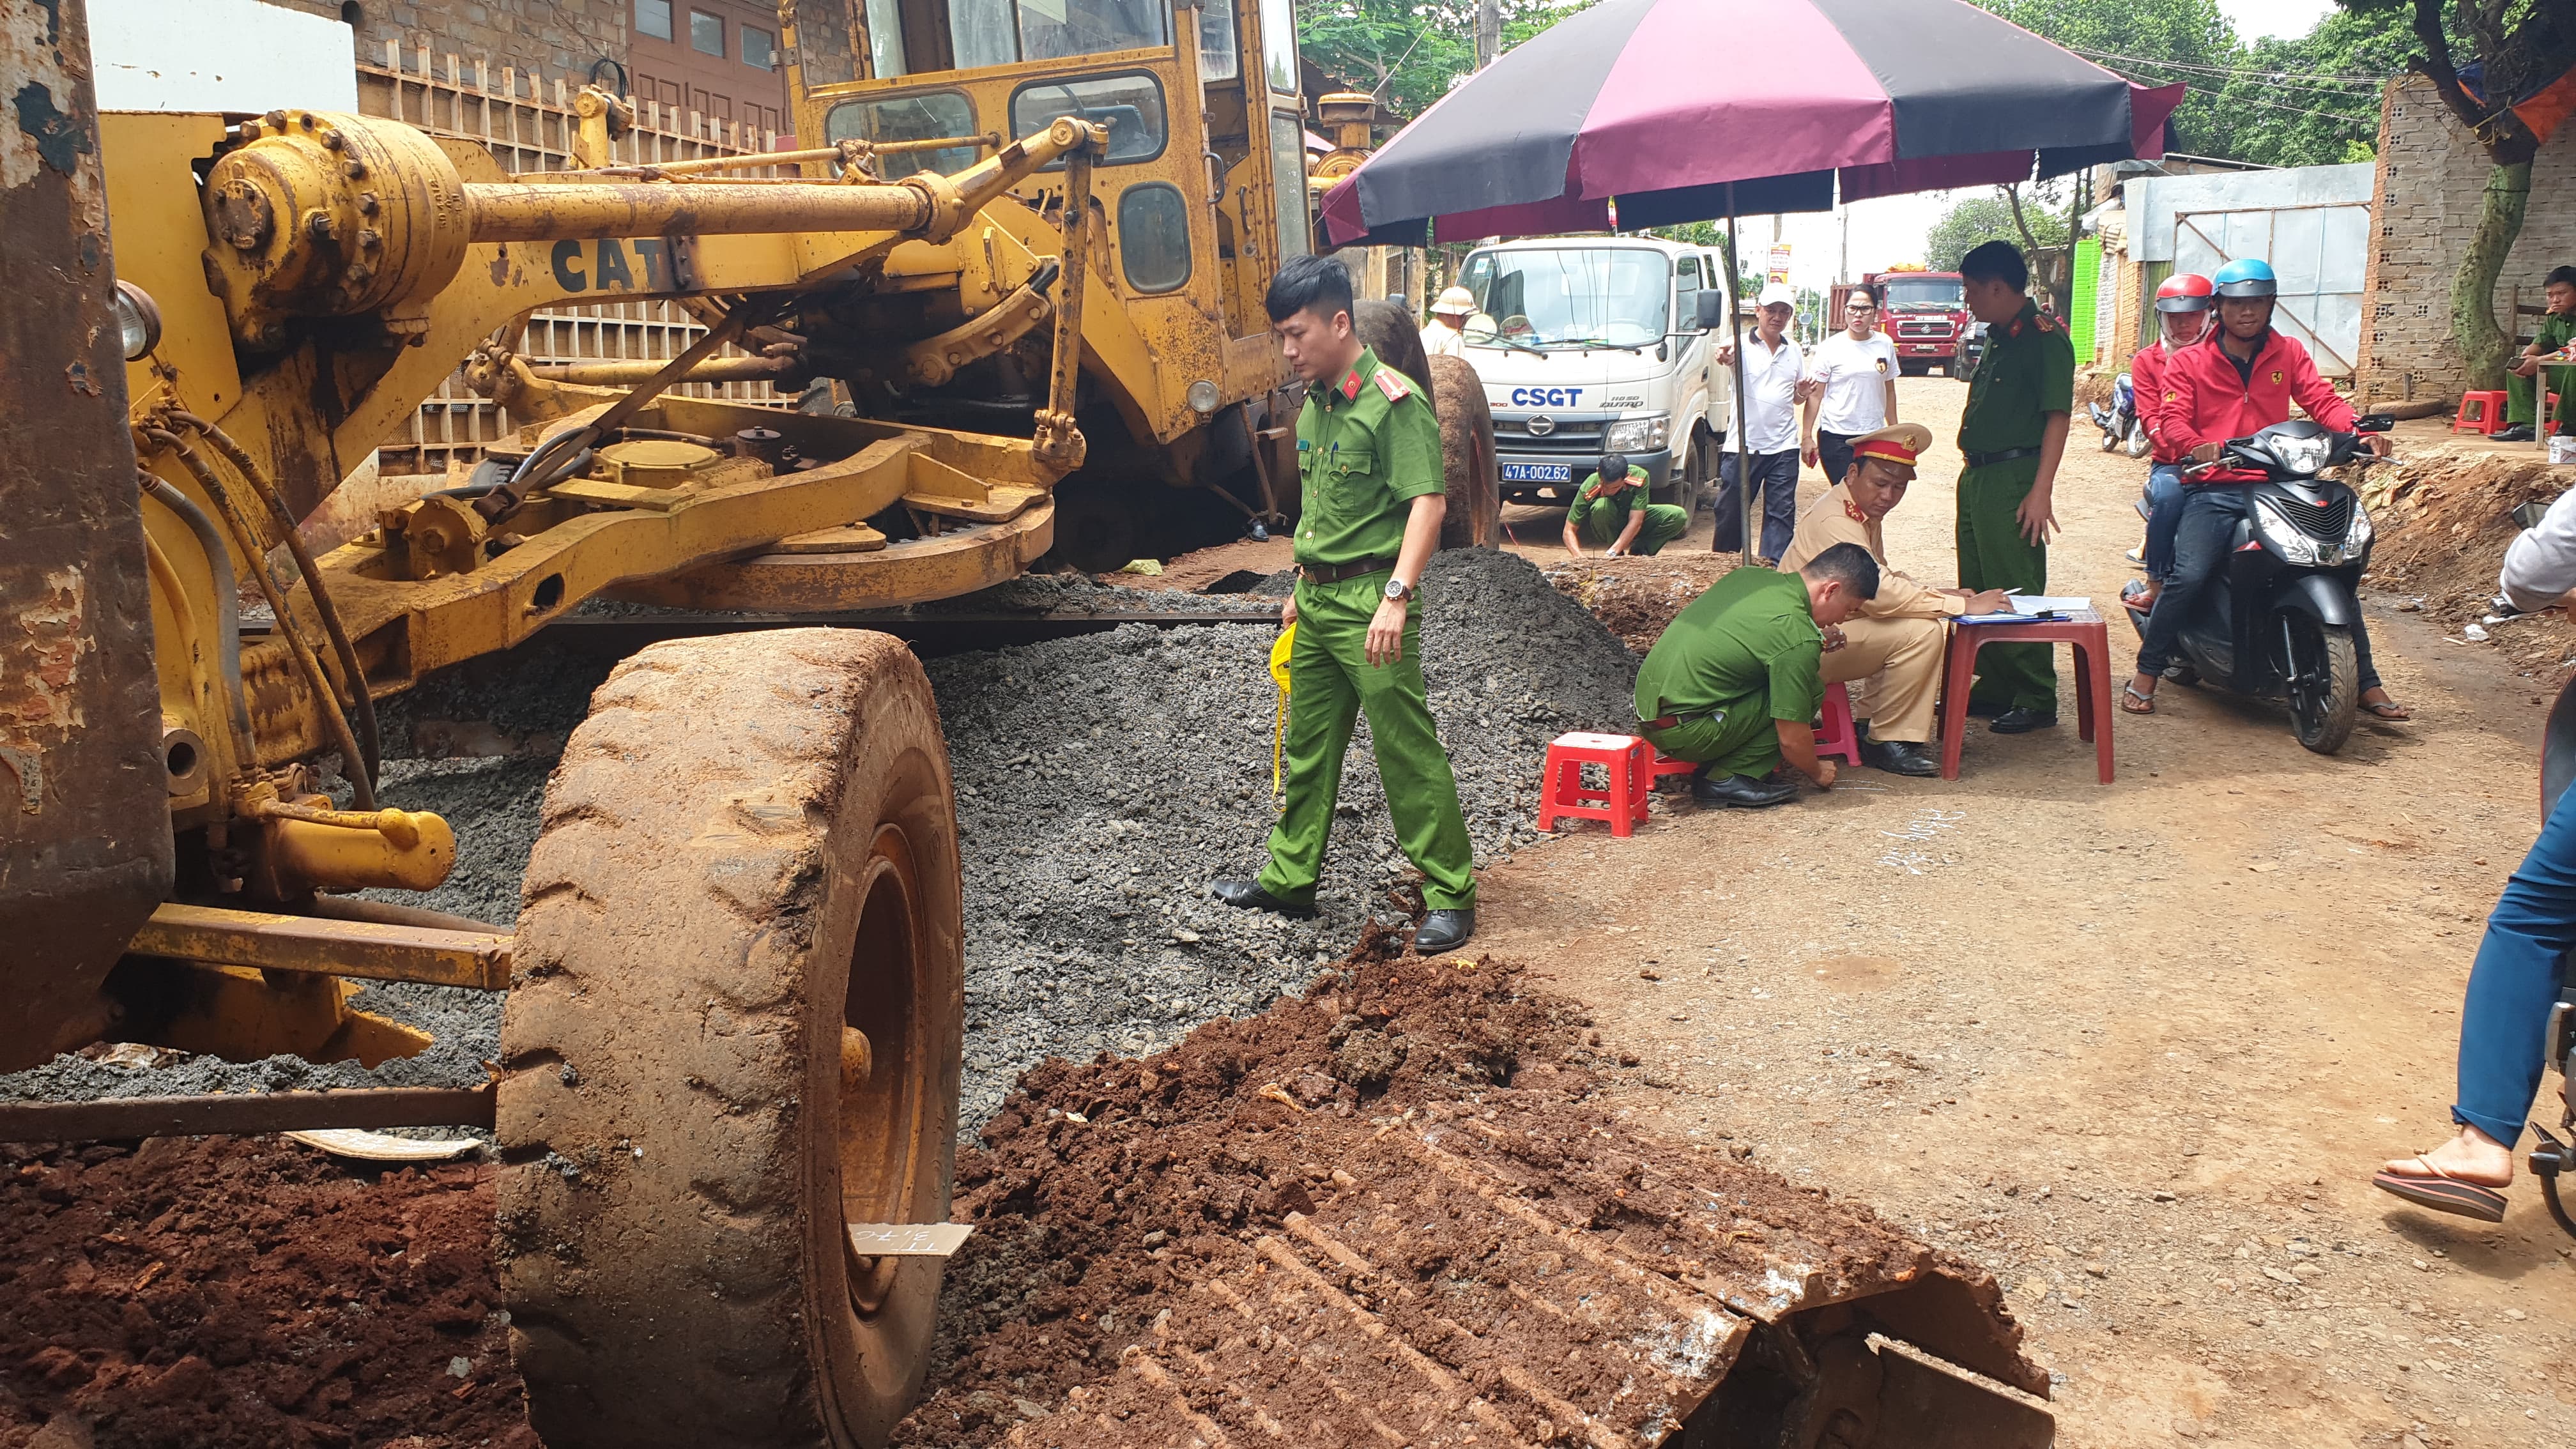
<box><xmin>2372</xmin><ymin>1156</ymin><xmax>2506</xmax><ymax>1222</ymax></box>
<box><xmin>2362</xmin><ymin>698</ymin><xmax>2412</xmax><ymax>721</ymax></box>
<box><xmin>2121</xmin><ymin>682</ymin><xmax>2156</xmax><ymax>715</ymax></box>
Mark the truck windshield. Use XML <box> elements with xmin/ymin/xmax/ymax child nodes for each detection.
<box><xmin>1880</xmin><ymin>277</ymin><xmax>1963</xmax><ymax>312</ymax></box>
<box><xmin>1456</xmin><ymin>248</ymin><xmax>1671</xmax><ymax>349</ymax></box>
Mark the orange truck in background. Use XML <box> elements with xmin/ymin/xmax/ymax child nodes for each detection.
<box><xmin>1830</xmin><ymin>268</ymin><xmax>1970</xmax><ymax>376</ymax></box>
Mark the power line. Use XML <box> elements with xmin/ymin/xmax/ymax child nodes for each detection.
<box><xmin>2177</xmin><ymin>89</ymin><xmax>2377</xmax><ymax>129</ymax></box>
<box><xmin>2067</xmin><ymin>45</ymin><xmax>2396</xmax><ymax>93</ymax></box>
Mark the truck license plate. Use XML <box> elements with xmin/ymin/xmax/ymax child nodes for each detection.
<box><xmin>1502</xmin><ymin>463</ymin><xmax>1573</xmax><ymax>482</ymax></box>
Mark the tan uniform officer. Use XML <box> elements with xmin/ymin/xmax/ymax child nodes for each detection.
<box><xmin>1777</xmin><ymin>423</ymin><xmax>2007</xmax><ymax>776</ymax></box>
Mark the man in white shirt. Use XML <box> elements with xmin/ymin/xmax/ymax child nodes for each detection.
<box><xmin>1710</xmin><ymin>283</ymin><xmax>1805</xmax><ymax>561</ymax></box>
<box><xmin>1420</xmin><ymin>286</ymin><xmax>1477</xmax><ymax>359</ymax></box>
<box><xmin>1800</xmin><ymin>286</ymin><xmax>1901</xmax><ymax>484</ymax></box>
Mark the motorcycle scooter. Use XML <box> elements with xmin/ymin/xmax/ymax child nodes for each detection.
<box><xmin>2089</xmin><ymin>372</ymin><xmax>2149</xmax><ymax>456</ymax></box>
<box><xmin>2120</xmin><ymin>415</ymin><xmax>2393</xmax><ymax>754</ymax></box>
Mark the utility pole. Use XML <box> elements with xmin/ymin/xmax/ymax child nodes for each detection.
<box><xmin>1839</xmin><ymin>208</ymin><xmax>1849</xmax><ymax>286</ymax></box>
<box><xmin>1476</xmin><ymin>0</ymin><xmax>1499</xmax><ymax>69</ymax></box>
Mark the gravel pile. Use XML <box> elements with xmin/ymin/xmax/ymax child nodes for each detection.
<box><xmin>0</xmin><ymin>549</ymin><xmax>1637</xmax><ymax>1131</ymax></box>
<box><xmin>928</xmin><ymin>547</ymin><xmax>1636</xmax><ymax>1119</ymax></box>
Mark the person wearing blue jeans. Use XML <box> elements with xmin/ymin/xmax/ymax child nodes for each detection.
<box><xmin>2140</xmin><ymin>463</ymin><xmax>2186</xmax><ymax>581</ymax></box>
<box><xmin>2373</xmin><ymin>779</ymin><xmax>2576</xmax><ymax>1220</ymax></box>
<box><xmin>2375</xmin><ymin>510</ymin><xmax>2576</xmax><ymax>1218</ymax></box>
<box><xmin>1713</xmin><ymin>447</ymin><xmax>1801</xmax><ymax>560</ymax></box>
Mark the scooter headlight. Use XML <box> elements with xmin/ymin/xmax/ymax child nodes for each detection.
<box><xmin>2251</xmin><ymin>497</ymin><xmax>2323</xmax><ymax>565</ymax></box>
<box><xmin>2343</xmin><ymin>503</ymin><xmax>2373</xmax><ymax>555</ymax></box>
<box><xmin>2269</xmin><ymin>433</ymin><xmax>2333</xmax><ymax>476</ymax></box>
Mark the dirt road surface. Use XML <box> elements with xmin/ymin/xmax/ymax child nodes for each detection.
<box><xmin>1473</xmin><ymin>376</ymin><xmax>2573</xmax><ymax>1447</ymax></box>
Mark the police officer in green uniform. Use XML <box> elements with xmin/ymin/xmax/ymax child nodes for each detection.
<box><xmin>2503</xmin><ymin>264</ymin><xmax>2576</xmax><ymax>442</ymax></box>
<box><xmin>1563</xmin><ymin>452</ymin><xmax>1689</xmax><ymax>556</ymax></box>
<box><xmin>1954</xmin><ymin>240</ymin><xmax>2074</xmax><ymax>733</ymax></box>
<box><xmin>1634</xmin><ymin>543</ymin><xmax>1878</xmax><ymax>808</ymax></box>
<box><xmin>1213</xmin><ymin>256</ymin><xmax>1477</xmax><ymax>953</ymax></box>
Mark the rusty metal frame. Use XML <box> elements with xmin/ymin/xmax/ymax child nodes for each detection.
<box><xmin>129</xmin><ymin>901</ymin><xmax>510</xmax><ymax>990</ymax></box>
<box><xmin>0</xmin><ymin>1084</ymin><xmax>496</xmax><ymax>1142</ymax></box>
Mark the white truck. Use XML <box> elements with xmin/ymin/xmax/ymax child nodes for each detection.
<box><xmin>1450</xmin><ymin>236</ymin><xmax>1733</xmax><ymax>514</ymax></box>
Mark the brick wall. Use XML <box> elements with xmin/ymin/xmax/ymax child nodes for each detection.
<box><xmin>2355</xmin><ymin>75</ymin><xmax>2576</xmax><ymax>404</ymax></box>
<box><xmin>264</xmin><ymin>0</ymin><xmax>626</xmax><ymax>84</ymax></box>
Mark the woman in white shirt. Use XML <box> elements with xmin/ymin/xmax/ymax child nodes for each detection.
<box><xmin>1801</xmin><ymin>288</ymin><xmax>1902</xmax><ymax>484</ymax></box>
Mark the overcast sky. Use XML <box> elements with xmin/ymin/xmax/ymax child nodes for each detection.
<box><xmin>1756</xmin><ymin>0</ymin><xmax>2345</xmax><ymax>293</ymax></box>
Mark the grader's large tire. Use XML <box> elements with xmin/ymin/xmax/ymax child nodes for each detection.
<box><xmin>496</xmin><ymin>629</ymin><xmax>963</xmax><ymax>1449</ymax></box>
<box><xmin>1426</xmin><ymin>353</ymin><xmax>1501</xmax><ymax>549</ymax></box>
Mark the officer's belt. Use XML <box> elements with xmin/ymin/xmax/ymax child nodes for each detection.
<box><xmin>1962</xmin><ymin>446</ymin><xmax>2041</xmax><ymax>468</ymax></box>
<box><xmin>1639</xmin><ymin>708</ymin><xmax>1724</xmax><ymax>732</ymax></box>
<box><xmin>1300</xmin><ymin>555</ymin><xmax>1399</xmax><ymax>585</ymax></box>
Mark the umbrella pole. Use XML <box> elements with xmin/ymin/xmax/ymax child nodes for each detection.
<box><xmin>1717</xmin><ymin>185</ymin><xmax>1755</xmax><ymax>569</ymax></box>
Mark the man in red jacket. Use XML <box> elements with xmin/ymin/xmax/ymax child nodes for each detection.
<box><xmin>2129</xmin><ymin>273</ymin><xmax>2215</xmax><ymax>606</ymax></box>
<box><xmin>2127</xmin><ymin>259</ymin><xmax>2403</xmax><ymax>718</ymax></box>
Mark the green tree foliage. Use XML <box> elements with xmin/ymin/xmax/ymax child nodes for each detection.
<box><xmin>1974</xmin><ymin>0</ymin><xmax>2425</xmax><ymax>167</ymax></box>
<box><xmin>1298</xmin><ymin>1</ymin><xmax>1591</xmax><ymax>118</ymax></box>
<box><xmin>1924</xmin><ymin>193</ymin><xmax>2069</xmax><ymax>273</ymax></box>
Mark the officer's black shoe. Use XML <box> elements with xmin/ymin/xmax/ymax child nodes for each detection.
<box><xmin>1414</xmin><ymin>909</ymin><xmax>1475</xmax><ymax>953</ymax></box>
<box><xmin>1210</xmin><ymin>878</ymin><xmax>1317</xmax><ymax>918</ymax></box>
<box><xmin>2496</xmin><ymin>424</ymin><xmax>2537</xmax><ymax>443</ymax></box>
<box><xmin>1963</xmin><ymin>698</ymin><xmax>2007</xmax><ymax>718</ymax></box>
<box><xmin>1862</xmin><ymin>737</ymin><xmax>1941</xmax><ymax>776</ymax></box>
<box><xmin>1690</xmin><ymin>772</ymin><xmax>1798</xmax><ymax>808</ymax></box>
<box><xmin>1988</xmin><ymin>707</ymin><xmax>2058</xmax><ymax>734</ymax></box>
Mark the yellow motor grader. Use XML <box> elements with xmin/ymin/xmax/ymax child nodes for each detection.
<box><xmin>1</xmin><ymin>1</ymin><xmax>2047</xmax><ymax>1445</ymax></box>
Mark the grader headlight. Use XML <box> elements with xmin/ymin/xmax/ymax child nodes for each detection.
<box><xmin>112</xmin><ymin>280</ymin><xmax>162</xmax><ymax>360</ymax></box>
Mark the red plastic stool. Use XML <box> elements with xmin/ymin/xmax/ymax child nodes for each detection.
<box><xmin>1813</xmin><ymin>682</ymin><xmax>1864</xmax><ymax>766</ymax></box>
<box><xmin>2454</xmin><ymin>390</ymin><xmax>2510</xmax><ymax>434</ymax></box>
<box><xmin>1537</xmin><ymin>732</ymin><xmax>1650</xmax><ymax>837</ymax></box>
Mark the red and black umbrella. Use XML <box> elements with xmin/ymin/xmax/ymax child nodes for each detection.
<box><xmin>1319</xmin><ymin>0</ymin><xmax>2186</xmax><ymax>247</ymax></box>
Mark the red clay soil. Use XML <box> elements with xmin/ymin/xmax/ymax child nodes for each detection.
<box><xmin>0</xmin><ymin>931</ymin><xmax>2026</xmax><ymax>1449</ymax></box>
<box><xmin>0</xmin><ymin>1138</ymin><xmax>530</xmax><ymax>1449</ymax></box>
<box><xmin>2363</xmin><ymin>445</ymin><xmax>2576</xmax><ymax>682</ymax></box>
<box><xmin>1544</xmin><ymin>555</ymin><xmax>1738</xmax><ymax>656</ymax></box>
<box><xmin>894</xmin><ymin>923</ymin><xmax>2032</xmax><ymax>1447</ymax></box>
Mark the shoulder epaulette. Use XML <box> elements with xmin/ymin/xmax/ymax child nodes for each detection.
<box><xmin>1373</xmin><ymin>368</ymin><xmax>1413</xmax><ymax>402</ymax></box>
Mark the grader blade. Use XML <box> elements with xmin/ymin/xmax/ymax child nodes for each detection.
<box><xmin>947</xmin><ymin>950</ymin><xmax>2052</xmax><ymax>1449</ymax></box>
<box><xmin>1006</xmin><ymin>1114</ymin><xmax>2051</xmax><ymax>1448</ymax></box>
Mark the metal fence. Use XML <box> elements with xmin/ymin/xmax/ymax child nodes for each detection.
<box><xmin>360</xmin><ymin>41</ymin><xmax>793</xmax><ymax>476</ymax></box>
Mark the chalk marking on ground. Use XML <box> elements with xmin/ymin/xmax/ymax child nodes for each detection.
<box><xmin>1877</xmin><ymin>808</ymin><xmax>1968</xmax><ymax>875</ymax></box>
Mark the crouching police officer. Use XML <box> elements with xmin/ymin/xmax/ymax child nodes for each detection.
<box><xmin>1213</xmin><ymin>256</ymin><xmax>1477</xmax><ymax>953</ymax></box>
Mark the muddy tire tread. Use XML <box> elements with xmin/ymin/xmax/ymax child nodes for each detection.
<box><xmin>496</xmin><ymin>628</ymin><xmax>956</xmax><ymax>1448</ymax></box>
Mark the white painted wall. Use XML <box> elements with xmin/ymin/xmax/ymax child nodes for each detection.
<box><xmin>91</xmin><ymin>0</ymin><xmax>357</xmax><ymax>113</ymax></box>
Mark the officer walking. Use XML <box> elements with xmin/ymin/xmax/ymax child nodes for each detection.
<box><xmin>1953</xmin><ymin>240</ymin><xmax>2074</xmax><ymax>733</ymax></box>
<box><xmin>1213</xmin><ymin>256</ymin><xmax>1476</xmax><ymax>953</ymax></box>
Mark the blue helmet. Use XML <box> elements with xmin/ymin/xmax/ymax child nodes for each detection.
<box><xmin>2211</xmin><ymin>258</ymin><xmax>2278</xmax><ymax>299</ymax></box>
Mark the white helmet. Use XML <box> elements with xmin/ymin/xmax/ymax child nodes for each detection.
<box><xmin>1432</xmin><ymin>285</ymin><xmax>1476</xmax><ymax>318</ymax></box>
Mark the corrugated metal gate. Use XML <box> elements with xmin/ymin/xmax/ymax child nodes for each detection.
<box><xmin>2173</xmin><ymin>201</ymin><xmax>2369</xmax><ymax>378</ymax></box>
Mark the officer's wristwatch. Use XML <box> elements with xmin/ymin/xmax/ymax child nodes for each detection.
<box><xmin>1384</xmin><ymin>577</ymin><xmax>1416</xmax><ymax>604</ymax></box>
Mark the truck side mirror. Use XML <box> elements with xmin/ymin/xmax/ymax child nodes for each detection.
<box><xmin>1694</xmin><ymin>290</ymin><xmax>1726</xmax><ymax>332</ymax></box>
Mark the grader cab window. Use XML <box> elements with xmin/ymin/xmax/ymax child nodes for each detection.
<box><xmin>1009</xmin><ymin>73</ymin><xmax>1167</xmax><ymax>167</ymax></box>
<box><xmin>859</xmin><ymin>0</ymin><xmax>1172</xmax><ymax>76</ymax></box>
<box><xmin>1118</xmin><ymin>183</ymin><xmax>1193</xmax><ymax>293</ymax></box>
<box><xmin>825</xmin><ymin>91</ymin><xmax>978</xmax><ymax>180</ymax></box>
<box><xmin>1197</xmin><ymin>0</ymin><xmax>1239</xmax><ymax>80</ymax></box>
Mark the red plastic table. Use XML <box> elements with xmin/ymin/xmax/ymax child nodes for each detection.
<box><xmin>1937</xmin><ymin>610</ymin><xmax>2115</xmax><ymax>783</ymax></box>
